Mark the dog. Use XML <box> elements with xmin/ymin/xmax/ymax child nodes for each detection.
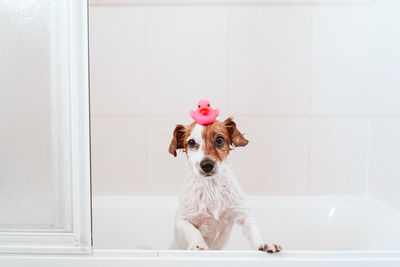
<box><xmin>168</xmin><ymin>117</ymin><xmax>281</xmax><ymax>252</ymax></box>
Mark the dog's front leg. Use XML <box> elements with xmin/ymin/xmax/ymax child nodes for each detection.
<box><xmin>236</xmin><ymin>210</ymin><xmax>281</xmax><ymax>253</ymax></box>
<box><xmin>174</xmin><ymin>218</ymin><xmax>208</xmax><ymax>250</ymax></box>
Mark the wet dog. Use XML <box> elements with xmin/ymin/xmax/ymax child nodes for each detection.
<box><xmin>168</xmin><ymin>117</ymin><xmax>281</xmax><ymax>252</ymax></box>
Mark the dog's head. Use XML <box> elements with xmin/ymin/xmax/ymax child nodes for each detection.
<box><xmin>168</xmin><ymin>117</ymin><xmax>248</xmax><ymax>177</ymax></box>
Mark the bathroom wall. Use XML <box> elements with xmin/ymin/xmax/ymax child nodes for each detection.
<box><xmin>368</xmin><ymin>0</ymin><xmax>400</xmax><ymax>212</ymax></box>
<box><xmin>89</xmin><ymin>0</ymin><xmax>400</xmax><ymax>203</ymax></box>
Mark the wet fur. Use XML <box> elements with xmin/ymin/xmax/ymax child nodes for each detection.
<box><xmin>168</xmin><ymin>118</ymin><xmax>281</xmax><ymax>252</ymax></box>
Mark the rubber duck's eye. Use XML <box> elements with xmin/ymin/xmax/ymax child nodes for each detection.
<box><xmin>198</xmin><ymin>105</ymin><xmax>200</xmax><ymax>108</ymax></box>
<box><xmin>207</xmin><ymin>104</ymin><xmax>210</xmax><ymax>107</ymax></box>
<box><xmin>188</xmin><ymin>139</ymin><xmax>197</xmax><ymax>148</ymax></box>
<box><xmin>215</xmin><ymin>136</ymin><xmax>225</xmax><ymax>147</ymax></box>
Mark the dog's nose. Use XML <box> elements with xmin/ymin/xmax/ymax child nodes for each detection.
<box><xmin>200</xmin><ymin>159</ymin><xmax>215</xmax><ymax>173</ymax></box>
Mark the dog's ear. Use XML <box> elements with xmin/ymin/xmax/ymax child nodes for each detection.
<box><xmin>168</xmin><ymin>124</ymin><xmax>187</xmax><ymax>157</ymax></box>
<box><xmin>224</xmin><ymin>117</ymin><xmax>249</xmax><ymax>147</ymax></box>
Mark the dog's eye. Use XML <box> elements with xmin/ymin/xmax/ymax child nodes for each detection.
<box><xmin>215</xmin><ymin>136</ymin><xmax>225</xmax><ymax>147</ymax></box>
<box><xmin>207</xmin><ymin>104</ymin><xmax>210</xmax><ymax>107</ymax></box>
<box><xmin>198</xmin><ymin>105</ymin><xmax>200</xmax><ymax>108</ymax></box>
<box><xmin>188</xmin><ymin>139</ymin><xmax>197</xmax><ymax>148</ymax></box>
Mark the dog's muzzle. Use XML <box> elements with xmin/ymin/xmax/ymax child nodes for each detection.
<box><xmin>200</xmin><ymin>159</ymin><xmax>215</xmax><ymax>175</ymax></box>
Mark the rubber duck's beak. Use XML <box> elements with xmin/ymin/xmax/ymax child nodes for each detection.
<box><xmin>199</xmin><ymin>107</ymin><xmax>210</xmax><ymax>114</ymax></box>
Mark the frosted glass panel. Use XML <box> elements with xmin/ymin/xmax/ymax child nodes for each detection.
<box><xmin>0</xmin><ymin>0</ymin><xmax>71</xmax><ymax>231</ymax></box>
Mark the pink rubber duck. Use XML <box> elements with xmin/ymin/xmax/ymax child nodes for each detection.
<box><xmin>190</xmin><ymin>99</ymin><xmax>219</xmax><ymax>125</ymax></box>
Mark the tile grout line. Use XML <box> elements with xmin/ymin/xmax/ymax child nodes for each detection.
<box><xmin>307</xmin><ymin>5</ymin><xmax>314</xmax><ymax>195</ymax></box>
<box><xmin>226</xmin><ymin>6</ymin><xmax>230</xmax><ymax>114</ymax></box>
<box><xmin>92</xmin><ymin>114</ymin><xmax>400</xmax><ymax>118</ymax></box>
<box><xmin>307</xmin><ymin>117</ymin><xmax>312</xmax><ymax>195</ymax></box>
<box><xmin>373</xmin><ymin>2</ymin><xmax>383</xmax><ymax>117</ymax></box>
<box><xmin>365</xmin><ymin>3</ymin><xmax>373</xmax><ymax>198</ymax></box>
<box><xmin>365</xmin><ymin>117</ymin><xmax>371</xmax><ymax>197</ymax></box>
<box><xmin>90</xmin><ymin>0</ymin><xmax>376</xmax><ymax>7</ymax></box>
<box><xmin>143</xmin><ymin>6</ymin><xmax>150</xmax><ymax>195</ymax></box>
<box><xmin>365</xmin><ymin>3</ymin><xmax>380</xmax><ymax>198</ymax></box>
<box><xmin>308</xmin><ymin>5</ymin><xmax>314</xmax><ymax>118</ymax></box>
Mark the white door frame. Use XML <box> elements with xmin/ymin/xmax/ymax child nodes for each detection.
<box><xmin>0</xmin><ymin>0</ymin><xmax>91</xmax><ymax>254</ymax></box>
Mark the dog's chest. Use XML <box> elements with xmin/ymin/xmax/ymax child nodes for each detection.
<box><xmin>181</xmin><ymin>178</ymin><xmax>239</xmax><ymax>238</ymax></box>
<box><xmin>182</xmin><ymin>177</ymin><xmax>237</xmax><ymax>218</ymax></box>
<box><xmin>190</xmin><ymin>211</ymin><xmax>233</xmax><ymax>241</ymax></box>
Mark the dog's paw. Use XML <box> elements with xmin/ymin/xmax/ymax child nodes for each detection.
<box><xmin>258</xmin><ymin>242</ymin><xmax>282</xmax><ymax>253</ymax></box>
<box><xmin>188</xmin><ymin>243</ymin><xmax>208</xmax><ymax>251</ymax></box>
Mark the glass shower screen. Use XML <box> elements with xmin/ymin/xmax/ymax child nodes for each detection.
<box><xmin>0</xmin><ymin>0</ymin><xmax>91</xmax><ymax>254</ymax></box>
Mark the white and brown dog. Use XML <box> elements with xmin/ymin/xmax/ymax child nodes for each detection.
<box><xmin>168</xmin><ymin>117</ymin><xmax>281</xmax><ymax>252</ymax></box>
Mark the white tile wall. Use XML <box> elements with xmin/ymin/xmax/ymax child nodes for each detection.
<box><xmin>311</xmin><ymin>6</ymin><xmax>379</xmax><ymax>115</ymax></box>
<box><xmin>368</xmin><ymin>0</ymin><xmax>400</xmax><ymax>213</ymax></box>
<box><xmin>146</xmin><ymin>7</ymin><xmax>228</xmax><ymax>115</ymax></box>
<box><xmin>89</xmin><ymin>2</ymin><xmax>400</xmax><ymax>198</ymax></box>
<box><xmin>228</xmin><ymin>7</ymin><xmax>311</xmax><ymax>115</ymax></box>
<box><xmin>229</xmin><ymin>116</ymin><xmax>309</xmax><ymax>195</ymax></box>
<box><xmin>369</xmin><ymin>118</ymin><xmax>400</xmax><ymax>212</ymax></box>
<box><xmin>91</xmin><ymin>117</ymin><xmax>148</xmax><ymax>195</ymax></box>
<box><xmin>309</xmin><ymin>118</ymin><xmax>368</xmax><ymax>195</ymax></box>
<box><xmin>374</xmin><ymin>0</ymin><xmax>400</xmax><ymax>115</ymax></box>
<box><xmin>90</xmin><ymin>7</ymin><xmax>147</xmax><ymax>116</ymax></box>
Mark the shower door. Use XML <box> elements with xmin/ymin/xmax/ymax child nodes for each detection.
<box><xmin>0</xmin><ymin>0</ymin><xmax>91</xmax><ymax>253</ymax></box>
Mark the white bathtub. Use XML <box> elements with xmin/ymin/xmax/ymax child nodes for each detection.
<box><xmin>2</xmin><ymin>196</ymin><xmax>399</xmax><ymax>266</ymax></box>
<box><xmin>84</xmin><ymin>196</ymin><xmax>400</xmax><ymax>266</ymax></box>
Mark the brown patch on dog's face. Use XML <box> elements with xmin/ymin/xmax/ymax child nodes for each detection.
<box><xmin>168</xmin><ymin>122</ymin><xmax>196</xmax><ymax>157</ymax></box>
<box><xmin>200</xmin><ymin>118</ymin><xmax>248</xmax><ymax>162</ymax></box>
<box><xmin>201</xmin><ymin>120</ymin><xmax>232</xmax><ymax>162</ymax></box>
<box><xmin>169</xmin><ymin>118</ymin><xmax>248</xmax><ymax>162</ymax></box>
